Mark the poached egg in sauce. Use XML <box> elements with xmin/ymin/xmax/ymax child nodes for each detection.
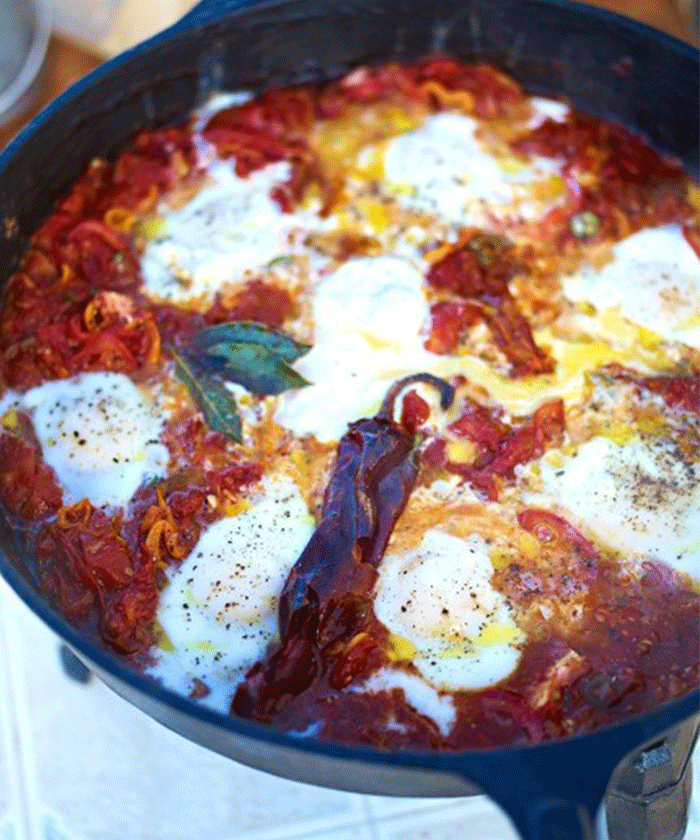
<box><xmin>527</xmin><ymin>434</ymin><xmax>700</xmax><ymax>581</ymax></box>
<box><xmin>147</xmin><ymin>475</ymin><xmax>315</xmax><ymax>713</ymax></box>
<box><xmin>1</xmin><ymin>372</ymin><xmax>168</xmax><ymax>509</ymax></box>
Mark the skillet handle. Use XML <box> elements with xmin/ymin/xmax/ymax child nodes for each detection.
<box><xmin>505</xmin><ymin>798</ymin><xmax>598</xmax><ymax>840</ymax></box>
<box><xmin>179</xmin><ymin>0</ymin><xmax>268</xmax><ymax>27</ymax></box>
<box><xmin>451</xmin><ymin>696</ymin><xmax>700</xmax><ymax>840</ymax></box>
<box><xmin>445</xmin><ymin>738</ymin><xmax>619</xmax><ymax>840</ymax></box>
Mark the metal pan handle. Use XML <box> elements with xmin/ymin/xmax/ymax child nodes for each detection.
<box><xmin>446</xmin><ymin>697</ymin><xmax>699</xmax><ymax>840</ymax></box>
<box><xmin>447</xmin><ymin>742</ymin><xmax>614</xmax><ymax>840</ymax></box>
<box><xmin>504</xmin><ymin>798</ymin><xmax>598</xmax><ymax>840</ymax></box>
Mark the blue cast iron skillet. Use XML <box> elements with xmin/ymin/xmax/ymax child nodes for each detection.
<box><xmin>0</xmin><ymin>2</ymin><xmax>697</xmax><ymax>837</ymax></box>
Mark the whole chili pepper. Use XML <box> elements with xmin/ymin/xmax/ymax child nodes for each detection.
<box><xmin>232</xmin><ymin>374</ymin><xmax>454</xmax><ymax>720</ymax></box>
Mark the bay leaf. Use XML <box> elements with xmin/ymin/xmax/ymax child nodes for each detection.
<box><xmin>194</xmin><ymin>342</ymin><xmax>310</xmax><ymax>395</ymax></box>
<box><xmin>173</xmin><ymin>351</ymin><xmax>243</xmax><ymax>442</ymax></box>
<box><xmin>188</xmin><ymin>321</ymin><xmax>311</xmax><ymax>364</ymax></box>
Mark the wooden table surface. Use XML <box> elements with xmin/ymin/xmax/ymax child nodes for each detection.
<box><xmin>0</xmin><ymin>0</ymin><xmax>694</xmax><ymax>150</ymax></box>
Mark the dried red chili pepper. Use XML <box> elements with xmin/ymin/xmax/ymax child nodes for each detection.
<box><xmin>233</xmin><ymin>374</ymin><xmax>454</xmax><ymax>720</ymax></box>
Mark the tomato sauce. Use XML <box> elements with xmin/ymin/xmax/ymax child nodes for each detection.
<box><xmin>0</xmin><ymin>58</ymin><xmax>697</xmax><ymax>751</ymax></box>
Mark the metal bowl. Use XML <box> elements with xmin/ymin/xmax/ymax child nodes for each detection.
<box><xmin>0</xmin><ymin>0</ymin><xmax>52</xmax><ymax>125</ymax></box>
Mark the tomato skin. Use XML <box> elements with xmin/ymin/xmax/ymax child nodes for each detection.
<box><xmin>210</xmin><ymin>279</ymin><xmax>296</xmax><ymax>328</ymax></box>
<box><xmin>426</xmin><ymin>235</ymin><xmax>519</xmax><ymax>299</ymax></box>
<box><xmin>448</xmin><ymin>400</ymin><xmax>510</xmax><ymax>451</ymax></box>
<box><xmin>513</xmin><ymin>113</ymin><xmax>684</xmax><ymax>185</ymax></box>
<box><xmin>602</xmin><ymin>364</ymin><xmax>700</xmax><ymax>415</ymax></box>
<box><xmin>640</xmin><ymin>375</ymin><xmax>700</xmax><ymax>414</ymax></box>
<box><xmin>683</xmin><ymin>224</ymin><xmax>700</xmax><ymax>257</ymax></box>
<box><xmin>412</xmin><ymin>59</ymin><xmax>524</xmax><ymax>118</ymax></box>
<box><xmin>425</xmin><ymin>300</ymin><xmax>482</xmax><ymax>354</ymax></box>
<box><xmin>36</xmin><ymin>503</ymin><xmax>151</xmax><ymax>651</ymax></box>
<box><xmin>0</xmin><ymin>432</ymin><xmax>62</xmax><ymax>520</ymax></box>
<box><xmin>400</xmin><ymin>389</ymin><xmax>430</xmax><ymax>433</ymax></box>
<box><xmin>439</xmin><ymin>398</ymin><xmax>565</xmax><ymax>500</ymax></box>
<box><xmin>1</xmin><ymin>285</ymin><xmax>160</xmax><ymax>388</ymax></box>
<box><xmin>426</xmin><ymin>236</ymin><xmax>553</xmax><ymax>376</ymax></box>
<box><xmin>108</xmin><ymin>128</ymin><xmax>196</xmax><ymax>210</ymax></box>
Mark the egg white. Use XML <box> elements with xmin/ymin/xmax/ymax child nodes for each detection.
<box><xmin>529</xmin><ymin>434</ymin><xmax>700</xmax><ymax>580</ymax></box>
<box><xmin>527</xmin><ymin>97</ymin><xmax>570</xmax><ymax>128</ymax></box>
<box><xmin>8</xmin><ymin>372</ymin><xmax>168</xmax><ymax>509</ymax></box>
<box><xmin>140</xmin><ymin>160</ymin><xmax>323</xmax><ymax>303</ymax></box>
<box><xmin>563</xmin><ymin>225</ymin><xmax>700</xmax><ymax>348</ymax></box>
<box><xmin>147</xmin><ymin>475</ymin><xmax>315</xmax><ymax>714</ymax></box>
<box><xmin>380</xmin><ymin>112</ymin><xmax>562</xmax><ymax>223</ymax></box>
<box><xmin>374</xmin><ymin>529</ymin><xmax>523</xmax><ymax>691</ymax></box>
<box><xmin>274</xmin><ymin>255</ymin><xmax>438</xmax><ymax>441</ymax></box>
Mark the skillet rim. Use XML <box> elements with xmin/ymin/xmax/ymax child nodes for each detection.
<box><xmin>0</xmin><ymin>0</ymin><xmax>698</xmax><ymax>178</ymax></box>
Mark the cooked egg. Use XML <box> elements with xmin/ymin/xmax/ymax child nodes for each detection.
<box><xmin>374</xmin><ymin>529</ymin><xmax>523</xmax><ymax>691</ymax></box>
<box><xmin>432</xmin><ymin>327</ymin><xmax>653</xmax><ymax>417</ymax></box>
<box><xmin>275</xmin><ymin>256</ymin><xmax>436</xmax><ymax>440</ymax></box>
<box><xmin>15</xmin><ymin>372</ymin><xmax>168</xmax><ymax>509</ymax></box>
<box><xmin>529</xmin><ymin>435</ymin><xmax>700</xmax><ymax>580</ymax></box>
<box><xmin>274</xmin><ymin>253</ymin><xmax>651</xmax><ymax>441</ymax></box>
<box><xmin>141</xmin><ymin>160</ymin><xmax>322</xmax><ymax>303</ymax></box>
<box><xmin>313</xmin><ymin>255</ymin><xmax>428</xmax><ymax>346</ymax></box>
<box><xmin>563</xmin><ymin>225</ymin><xmax>700</xmax><ymax>348</ymax></box>
<box><xmin>147</xmin><ymin>475</ymin><xmax>315</xmax><ymax>714</ymax></box>
<box><xmin>380</xmin><ymin>112</ymin><xmax>562</xmax><ymax>223</ymax></box>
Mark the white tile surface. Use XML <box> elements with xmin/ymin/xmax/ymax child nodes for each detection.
<box><xmin>0</xmin><ymin>658</ymin><xmax>16</xmax><ymax>839</ymax></box>
<box><xmin>0</xmin><ymin>580</ymin><xmax>698</xmax><ymax>840</ymax></box>
<box><xmin>0</xmin><ymin>591</ymin><xmax>27</xmax><ymax>840</ymax></box>
<box><xmin>1</xmin><ymin>590</ymin><xmax>367</xmax><ymax>840</ymax></box>
<box><xmin>373</xmin><ymin>798</ymin><xmax>520</xmax><ymax>840</ymax></box>
<box><xmin>688</xmin><ymin>751</ymin><xmax>700</xmax><ymax>840</ymax></box>
<box><xmin>288</xmin><ymin>825</ymin><xmax>374</xmax><ymax>840</ymax></box>
<box><xmin>364</xmin><ymin>793</ymin><xmax>461</xmax><ymax>820</ymax></box>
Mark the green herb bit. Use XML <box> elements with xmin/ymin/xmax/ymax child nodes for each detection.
<box><xmin>185</xmin><ymin>321</ymin><xmax>312</xmax><ymax>396</ymax></box>
<box><xmin>173</xmin><ymin>351</ymin><xmax>243</xmax><ymax>442</ymax></box>
<box><xmin>569</xmin><ymin>211</ymin><xmax>600</xmax><ymax>239</ymax></box>
<box><xmin>198</xmin><ymin>342</ymin><xmax>310</xmax><ymax>395</ymax></box>
<box><xmin>188</xmin><ymin>321</ymin><xmax>311</xmax><ymax>364</ymax></box>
